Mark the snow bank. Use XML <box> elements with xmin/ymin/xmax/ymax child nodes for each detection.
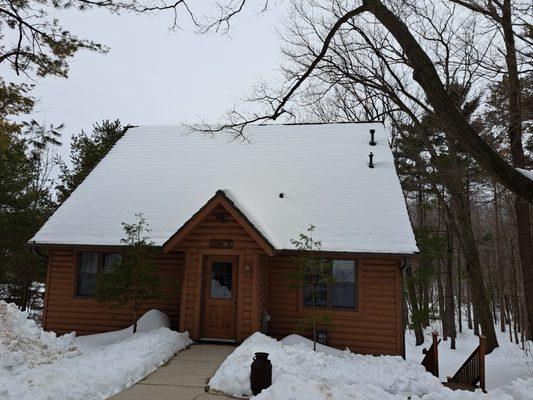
<box><xmin>0</xmin><ymin>328</ymin><xmax>192</xmax><ymax>400</ymax></box>
<box><xmin>0</xmin><ymin>301</ymin><xmax>78</xmax><ymax>370</ymax></box>
<box><xmin>493</xmin><ymin>377</ymin><xmax>533</xmax><ymax>400</ymax></box>
<box><xmin>405</xmin><ymin>324</ymin><xmax>533</xmax><ymax>390</ymax></box>
<box><xmin>209</xmin><ymin>332</ymin><xmax>441</xmax><ymax>398</ymax></box>
<box><xmin>253</xmin><ymin>375</ymin><xmax>533</xmax><ymax>400</ymax></box>
<box><xmin>0</xmin><ymin>302</ymin><xmax>193</xmax><ymax>400</ymax></box>
<box><xmin>75</xmin><ymin>309</ymin><xmax>170</xmax><ymax>352</ymax></box>
<box><xmin>210</xmin><ymin>332</ymin><xmax>533</xmax><ymax>400</ymax></box>
<box><xmin>280</xmin><ymin>334</ymin><xmax>344</xmax><ymax>356</ymax></box>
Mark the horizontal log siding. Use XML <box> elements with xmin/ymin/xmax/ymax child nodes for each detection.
<box><xmin>175</xmin><ymin>204</ymin><xmax>265</xmax><ymax>340</ymax></box>
<box><xmin>266</xmin><ymin>255</ymin><xmax>403</xmax><ymax>355</ymax></box>
<box><xmin>43</xmin><ymin>248</ymin><xmax>184</xmax><ymax>335</ymax></box>
<box><xmin>253</xmin><ymin>254</ymin><xmax>268</xmax><ymax>333</ymax></box>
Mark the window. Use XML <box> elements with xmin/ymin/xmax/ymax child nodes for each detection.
<box><xmin>75</xmin><ymin>252</ymin><xmax>122</xmax><ymax>297</ymax></box>
<box><xmin>303</xmin><ymin>259</ymin><xmax>357</xmax><ymax>310</ymax></box>
<box><xmin>210</xmin><ymin>261</ymin><xmax>233</xmax><ymax>299</ymax></box>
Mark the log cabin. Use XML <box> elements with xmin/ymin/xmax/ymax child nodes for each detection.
<box><xmin>29</xmin><ymin>122</ymin><xmax>418</xmax><ymax>356</ymax></box>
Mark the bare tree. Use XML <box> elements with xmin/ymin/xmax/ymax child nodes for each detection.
<box><xmin>449</xmin><ymin>0</ymin><xmax>533</xmax><ymax>341</ymax></box>
<box><xmin>198</xmin><ymin>0</ymin><xmax>533</xmax><ymax>204</ymax></box>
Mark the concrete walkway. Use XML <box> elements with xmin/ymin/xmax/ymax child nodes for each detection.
<box><xmin>109</xmin><ymin>344</ymin><xmax>236</xmax><ymax>400</ymax></box>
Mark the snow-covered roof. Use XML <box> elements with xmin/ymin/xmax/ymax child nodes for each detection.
<box><xmin>31</xmin><ymin>123</ymin><xmax>418</xmax><ymax>254</ymax></box>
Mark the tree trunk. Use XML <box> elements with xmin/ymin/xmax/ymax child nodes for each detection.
<box><xmin>442</xmin><ymin>180</ymin><xmax>497</xmax><ymax>350</ymax></box>
<box><xmin>445</xmin><ymin>226</ymin><xmax>457</xmax><ymax>349</ymax></box>
<box><xmin>493</xmin><ymin>181</ymin><xmax>507</xmax><ymax>333</ymax></box>
<box><xmin>437</xmin><ymin>264</ymin><xmax>446</xmax><ymax>339</ymax></box>
<box><xmin>467</xmin><ymin>284</ymin><xmax>473</xmax><ymax>330</ymax></box>
<box><xmin>406</xmin><ymin>265</ymin><xmax>425</xmax><ymax>345</ymax></box>
<box><xmin>500</xmin><ymin>0</ymin><xmax>533</xmax><ymax>341</ymax></box>
<box><xmin>457</xmin><ymin>249</ymin><xmax>463</xmax><ymax>333</ymax></box>
<box><xmin>473</xmin><ymin>298</ymin><xmax>480</xmax><ymax>336</ymax></box>
<box><xmin>133</xmin><ymin>300</ymin><xmax>138</xmax><ymax>334</ymax></box>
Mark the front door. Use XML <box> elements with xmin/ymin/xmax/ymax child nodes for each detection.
<box><xmin>201</xmin><ymin>255</ymin><xmax>238</xmax><ymax>340</ymax></box>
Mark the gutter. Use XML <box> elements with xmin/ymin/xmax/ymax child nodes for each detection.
<box><xmin>28</xmin><ymin>242</ymin><xmax>48</xmax><ymax>261</ymax></box>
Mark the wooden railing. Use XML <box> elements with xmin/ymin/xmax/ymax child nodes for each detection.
<box><xmin>421</xmin><ymin>332</ymin><xmax>440</xmax><ymax>377</ymax></box>
<box><xmin>446</xmin><ymin>335</ymin><xmax>486</xmax><ymax>393</ymax></box>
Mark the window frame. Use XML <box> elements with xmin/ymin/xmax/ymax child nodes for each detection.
<box><xmin>301</xmin><ymin>258</ymin><xmax>359</xmax><ymax>312</ymax></box>
<box><xmin>74</xmin><ymin>251</ymin><xmax>122</xmax><ymax>299</ymax></box>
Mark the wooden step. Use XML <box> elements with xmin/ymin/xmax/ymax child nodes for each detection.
<box><xmin>442</xmin><ymin>382</ymin><xmax>476</xmax><ymax>392</ymax></box>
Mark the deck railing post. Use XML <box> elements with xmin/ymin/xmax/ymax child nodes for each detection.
<box><xmin>479</xmin><ymin>335</ymin><xmax>486</xmax><ymax>393</ymax></box>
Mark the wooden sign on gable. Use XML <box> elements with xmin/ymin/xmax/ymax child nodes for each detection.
<box><xmin>209</xmin><ymin>239</ymin><xmax>234</xmax><ymax>249</ymax></box>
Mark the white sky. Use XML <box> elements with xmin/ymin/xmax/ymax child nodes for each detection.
<box><xmin>21</xmin><ymin>4</ymin><xmax>286</xmax><ymax>160</ymax></box>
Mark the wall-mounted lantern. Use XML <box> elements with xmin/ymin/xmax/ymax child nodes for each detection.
<box><xmin>244</xmin><ymin>264</ymin><xmax>252</xmax><ymax>276</ymax></box>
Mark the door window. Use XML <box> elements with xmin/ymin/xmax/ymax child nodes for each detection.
<box><xmin>211</xmin><ymin>261</ymin><xmax>233</xmax><ymax>299</ymax></box>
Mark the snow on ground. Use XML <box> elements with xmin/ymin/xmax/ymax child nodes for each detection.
<box><xmin>0</xmin><ymin>301</ymin><xmax>78</xmax><ymax>370</ymax></box>
<box><xmin>75</xmin><ymin>308</ymin><xmax>172</xmax><ymax>352</ymax></box>
<box><xmin>209</xmin><ymin>332</ymin><xmax>443</xmax><ymax>398</ymax></box>
<box><xmin>406</xmin><ymin>323</ymin><xmax>533</xmax><ymax>390</ymax></box>
<box><xmin>0</xmin><ymin>301</ymin><xmax>192</xmax><ymax>400</ymax></box>
<box><xmin>209</xmin><ymin>332</ymin><xmax>533</xmax><ymax>400</ymax></box>
<box><xmin>280</xmin><ymin>334</ymin><xmax>344</xmax><ymax>356</ymax></box>
<box><xmin>517</xmin><ymin>168</ymin><xmax>533</xmax><ymax>181</ymax></box>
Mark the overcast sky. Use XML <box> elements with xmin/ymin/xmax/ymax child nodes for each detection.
<box><xmin>23</xmin><ymin>4</ymin><xmax>286</xmax><ymax>159</ymax></box>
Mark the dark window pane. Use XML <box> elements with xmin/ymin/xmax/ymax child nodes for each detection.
<box><xmin>306</xmin><ymin>261</ymin><xmax>329</xmax><ymax>282</ymax></box>
<box><xmin>303</xmin><ymin>283</ymin><xmax>327</xmax><ymax>307</ymax></box>
<box><xmin>332</xmin><ymin>283</ymin><xmax>356</xmax><ymax>309</ymax></box>
<box><xmin>315</xmin><ymin>283</ymin><xmax>327</xmax><ymax>307</ymax></box>
<box><xmin>103</xmin><ymin>253</ymin><xmax>122</xmax><ymax>272</ymax></box>
<box><xmin>76</xmin><ymin>273</ymin><xmax>97</xmax><ymax>297</ymax></box>
<box><xmin>211</xmin><ymin>262</ymin><xmax>232</xmax><ymax>299</ymax></box>
<box><xmin>76</xmin><ymin>252</ymin><xmax>99</xmax><ymax>297</ymax></box>
<box><xmin>303</xmin><ymin>284</ymin><xmax>313</xmax><ymax>306</ymax></box>
<box><xmin>79</xmin><ymin>253</ymin><xmax>98</xmax><ymax>273</ymax></box>
<box><xmin>332</xmin><ymin>260</ymin><xmax>355</xmax><ymax>283</ymax></box>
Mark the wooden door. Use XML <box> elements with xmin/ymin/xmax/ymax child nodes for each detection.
<box><xmin>201</xmin><ymin>255</ymin><xmax>238</xmax><ymax>340</ymax></box>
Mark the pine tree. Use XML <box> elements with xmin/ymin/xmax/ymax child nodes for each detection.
<box><xmin>0</xmin><ymin>92</ymin><xmax>60</xmax><ymax>311</ymax></box>
<box><xmin>287</xmin><ymin>225</ymin><xmax>333</xmax><ymax>351</ymax></box>
<box><xmin>95</xmin><ymin>214</ymin><xmax>161</xmax><ymax>333</ymax></box>
<box><xmin>56</xmin><ymin>120</ymin><xmax>129</xmax><ymax>203</ymax></box>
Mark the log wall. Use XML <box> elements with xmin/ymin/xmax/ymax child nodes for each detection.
<box><xmin>266</xmin><ymin>255</ymin><xmax>404</xmax><ymax>356</ymax></box>
<box><xmin>43</xmin><ymin>248</ymin><xmax>184</xmax><ymax>335</ymax></box>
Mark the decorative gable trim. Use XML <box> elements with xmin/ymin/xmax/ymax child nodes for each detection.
<box><xmin>162</xmin><ymin>190</ymin><xmax>275</xmax><ymax>256</ymax></box>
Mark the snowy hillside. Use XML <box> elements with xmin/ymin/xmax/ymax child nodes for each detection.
<box><xmin>406</xmin><ymin>325</ymin><xmax>533</xmax><ymax>391</ymax></box>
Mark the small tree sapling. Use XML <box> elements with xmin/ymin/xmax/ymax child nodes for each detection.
<box><xmin>96</xmin><ymin>213</ymin><xmax>161</xmax><ymax>333</ymax></box>
<box><xmin>287</xmin><ymin>225</ymin><xmax>333</xmax><ymax>351</ymax></box>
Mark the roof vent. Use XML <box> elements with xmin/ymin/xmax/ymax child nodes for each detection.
<box><xmin>369</xmin><ymin>129</ymin><xmax>376</xmax><ymax>146</ymax></box>
<box><xmin>279</xmin><ymin>193</ymin><xmax>285</xmax><ymax>198</ymax></box>
<box><xmin>368</xmin><ymin>152</ymin><xmax>374</xmax><ymax>168</ymax></box>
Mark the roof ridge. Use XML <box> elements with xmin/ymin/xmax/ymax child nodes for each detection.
<box><xmin>130</xmin><ymin>121</ymin><xmax>385</xmax><ymax>130</ymax></box>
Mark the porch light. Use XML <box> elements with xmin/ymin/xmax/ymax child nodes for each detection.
<box><xmin>368</xmin><ymin>152</ymin><xmax>375</xmax><ymax>168</ymax></box>
<box><xmin>244</xmin><ymin>264</ymin><xmax>252</xmax><ymax>276</ymax></box>
<box><xmin>215</xmin><ymin>212</ymin><xmax>229</xmax><ymax>223</ymax></box>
